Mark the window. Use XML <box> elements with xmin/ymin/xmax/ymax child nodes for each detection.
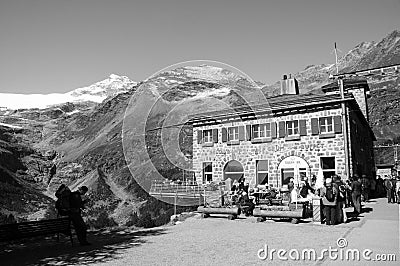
<box><xmin>253</xmin><ymin>124</ymin><xmax>271</xmax><ymax>139</ymax></box>
<box><xmin>320</xmin><ymin>157</ymin><xmax>335</xmax><ymax>179</ymax></box>
<box><xmin>281</xmin><ymin>168</ymin><xmax>294</xmax><ymax>185</ymax></box>
<box><xmin>299</xmin><ymin>168</ymin><xmax>307</xmax><ymax>180</ymax></box>
<box><xmin>286</xmin><ymin>120</ymin><xmax>299</xmax><ymax>136</ymax></box>
<box><xmin>319</xmin><ymin>117</ymin><xmax>333</xmax><ymax>134</ymax></box>
<box><xmin>203</xmin><ymin>162</ymin><xmax>213</xmax><ymax>183</ymax></box>
<box><xmin>224</xmin><ymin>160</ymin><xmax>244</xmax><ymax>181</ymax></box>
<box><xmin>228</xmin><ymin>127</ymin><xmax>239</xmax><ymax>141</ymax></box>
<box><xmin>203</xmin><ymin>130</ymin><xmax>212</xmax><ymax>143</ymax></box>
<box><xmin>256</xmin><ymin>160</ymin><xmax>269</xmax><ymax>185</ymax></box>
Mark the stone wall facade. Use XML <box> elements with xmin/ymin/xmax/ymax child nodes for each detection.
<box><xmin>193</xmin><ymin>107</ymin><xmax>350</xmax><ymax>187</ymax></box>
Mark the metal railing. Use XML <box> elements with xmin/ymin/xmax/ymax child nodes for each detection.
<box><xmin>149</xmin><ymin>180</ymin><xmax>204</xmax><ymax>196</ymax></box>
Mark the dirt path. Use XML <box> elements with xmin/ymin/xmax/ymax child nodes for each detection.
<box><xmin>1</xmin><ymin>198</ymin><xmax>398</xmax><ymax>265</ymax></box>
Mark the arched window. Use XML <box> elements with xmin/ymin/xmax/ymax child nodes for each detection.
<box><xmin>223</xmin><ymin>160</ymin><xmax>244</xmax><ymax>181</ymax></box>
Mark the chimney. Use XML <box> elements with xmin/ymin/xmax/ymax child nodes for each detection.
<box><xmin>280</xmin><ymin>74</ymin><xmax>299</xmax><ymax>95</ymax></box>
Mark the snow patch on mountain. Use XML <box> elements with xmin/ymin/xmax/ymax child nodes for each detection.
<box><xmin>0</xmin><ymin>93</ymin><xmax>104</xmax><ymax>110</ymax></box>
<box><xmin>191</xmin><ymin>86</ymin><xmax>231</xmax><ymax>99</ymax></box>
<box><xmin>0</xmin><ymin>74</ymin><xmax>137</xmax><ymax>110</ymax></box>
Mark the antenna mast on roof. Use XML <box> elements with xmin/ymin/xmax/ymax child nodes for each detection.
<box><xmin>334</xmin><ymin>42</ymin><xmax>350</xmax><ymax>178</ymax></box>
<box><xmin>334</xmin><ymin>42</ymin><xmax>339</xmax><ymax>75</ymax></box>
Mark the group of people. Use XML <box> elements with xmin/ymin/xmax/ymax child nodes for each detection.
<box><xmin>223</xmin><ymin>172</ymin><xmax>400</xmax><ymax>224</ymax></box>
<box><xmin>288</xmin><ymin>174</ymin><xmax>364</xmax><ymax>225</ymax></box>
<box><xmin>383</xmin><ymin>175</ymin><xmax>400</xmax><ymax>204</ymax></box>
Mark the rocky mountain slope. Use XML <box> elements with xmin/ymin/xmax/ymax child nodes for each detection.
<box><xmin>0</xmin><ymin>124</ymin><xmax>54</xmax><ymax>223</ymax></box>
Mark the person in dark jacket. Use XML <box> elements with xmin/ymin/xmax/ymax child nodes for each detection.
<box><xmin>69</xmin><ymin>186</ymin><xmax>90</xmax><ymax>246</ymax></box>
<box><xmin>391</xmin><ymin>176</ymin><xmax>397</xmax><ymax>203</ymax></box>
<box><xmin>384</xmin><ymin>176</ymin><xmax>393</xmax><ymax>203</ymax></box>
<box><xmin>345</xmin><ymin>179</ymin><xmax>353</xmax><ymax>208</ymax></box>
<box><xmin>333</xmin><ymin>175</ymin><xmax>346</xmax><ymax>223</ymax></box>
<box><xmin>361</xmin><ymin>174</ymin><xmax>370</xmax><ymax>202</ymax></box>
<box><xmin>351</xmin><ymin>175</ymin><xmax>362</xmax><ymax>215</ymax></box>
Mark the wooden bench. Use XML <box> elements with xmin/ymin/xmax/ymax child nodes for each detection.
<box><xmin>197</xmin><ymin>206</ymin><xmax>240</xmax><ymax>220</ymax></box>
<box><xmin>253</xmin><ymin>203</ymin><xmax>308</xmax><ymax>224</ymax></box>
<box><xmin>0</xmin><ymin>217</ymin><xmax>73</xmax><ymax>245</ymax></box>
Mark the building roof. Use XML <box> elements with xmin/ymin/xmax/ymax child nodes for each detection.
<box><xmin>189</xmin><ymin>93</ymin><xmax>353</xmax><ymax>124</ymax></box>
<box><xmin>189</xmin><ymin>92</ymin><xmax>376</xmax><ymax>141</ymax></box>
<box><xmin>321</xmin><ymin>78</ymin><xmax>370</xmax><ymax>93</ymax></box>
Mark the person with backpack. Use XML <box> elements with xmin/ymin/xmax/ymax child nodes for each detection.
<box><xmin>69</xmin><ymin>186</ymin><xmax>90</xmax><ymax>246</ymax></box>
<box><xmin>333</xmin><ymin>175</ymin><xmax>347</xmax><ymax>223</ymax></box>
<box><xmin>319</xmin><ymin>178</ymin><xmax>338</xmax><ymax>225</ymax></box>
<box><xmin>55</xmin><ymin>184</ymin><xmax>72</xmax><ymax>217</ymax></box>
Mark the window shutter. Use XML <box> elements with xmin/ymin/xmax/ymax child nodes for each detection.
<box><xmin>299</xmin><ymin>120</ymin><xmax>307</xmax><ymax>136</ymax></box>
<box><xmin>278</xmin><ymin>121</ymin><xmax>286</xmax><ymax>138</ymax></box>
<box><xmin>246</xmin><ymin>125</ymin><xmax>251</xmax><ymax>140</ymax></box>
<box><xmin>311</xmin><ymin>118</ymin><xmax>319</xmax><ymax>135</ymax></box>
<box><xmin>239</xmin><ymin>126</ymin><xmax>245</xmax><ymax>141</ymax></box>
<box><xmin>212</xmin><ymin>128</ymin><xmax>218</xmax><ymax>143</ymax></box>
<box><xmin>334</xmin><ymin>116</ymin><xmax>342</xmax><ymax>133</ymax></box>
<box><xmin>271</xmin><ymin>122</ymin><xmax>277</xmax><ymax>138</ymax></box>
<box><xmin>222</xmin><ymin>128</ymin><xmax>227</xmax><ymax>142</ymax></box>
<box><xmin>197</xmin><ymin>130</ymin><xmax>202</xmax><ymax>144</ymax></box>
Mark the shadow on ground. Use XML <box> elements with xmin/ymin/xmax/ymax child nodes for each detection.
<box><xmin>0</xmin><ymin>227</ymin><xmax>166</xmax><ymax>266</ymax></box>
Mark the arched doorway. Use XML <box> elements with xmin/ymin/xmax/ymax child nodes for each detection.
<box><xmin>278</xmin><ymin>156</ymin><xmax>310</xmax><ymax>186</ymax></box>
<box><xmin>223</xmin><ymin>160</ymin><xmax>244</xmax><ymax>181</ymax></box>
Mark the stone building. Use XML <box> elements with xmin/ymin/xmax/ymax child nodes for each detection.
<box><xmin>189</xmin><ymin>76</ymin><xmax>376</xmax><ymax>187</ymax></box>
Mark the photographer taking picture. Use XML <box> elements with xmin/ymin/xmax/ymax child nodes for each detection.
<box><xmin>69</xmin><ymin>186</ymin><xmax>91</xmax><ymax>246</ymax></box>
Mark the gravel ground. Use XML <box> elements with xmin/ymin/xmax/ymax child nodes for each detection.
<box><xmin>95</xmin><ymin>216</ymin><xmax>350</xmax><ymax>266</ymax></box>
<box><xmin>1</xmin><ymin>199</ymin><xmax>398</xmax><ymax>266</ymax></box>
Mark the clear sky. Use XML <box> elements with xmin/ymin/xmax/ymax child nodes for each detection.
<box><xmin>0</xmin><ymin>0</ymin><xmax>399</xmax><ymax>94</ymax></box>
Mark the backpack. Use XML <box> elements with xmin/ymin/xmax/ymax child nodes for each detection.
<box><xmin>325</xmin><ymin>186</ymin><xmax>335</xmax><ymax>202</ymax></box>
<box><xmin>55</xmin><ymin>184</ymin><xmax>71</xmax><ymax>216</ymax></box>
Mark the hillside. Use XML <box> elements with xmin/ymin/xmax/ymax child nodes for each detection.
<box><xmin>0</xmin><ymin>125</ymin><xmax>54</xmax><ymax>223</ymax></box>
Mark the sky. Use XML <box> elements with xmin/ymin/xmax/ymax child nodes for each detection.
<box><xmin>0</xmin><ymin>0</ymin><xmax>399</xmax><ymax>94</ymax></box>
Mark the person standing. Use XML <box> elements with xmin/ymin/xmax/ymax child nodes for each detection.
<box><xmin>396</xmin><ymin>177</ymin><xmax>400</xmax><ymax>204</ymax></box>
<box><xmin>391</xmin><ymin>176</ymin><xmax>397</xmax><ymax>203</ymax></box>
<box><xmin>334</xmin><ymin>175</ymin><xmax>347</xmax><ymax>223</ymax></box>
<box><xmin>345</xmin><ymin>179</ymin><xmax>353</xmax><ymax>208</ymax></box>
<box><xmin>69</xmin><ymin>186</ymin><xmax>91</xmax><ymax>246</ymax></box>
<box><xmin>370</xmin><ymin>178</ymin><xmax>376</xmax><ymax>199</ymax></box>
<box><xmin>376</xmin><ymin>176</ymin><xmax>385</xmax><ymax>197</ymax></box>
<box><xmin>351</xmin><ymin>175</ymin><xmax>362</xmax><ymax>215</ymax></box>
<box><xmin>384</xmin><ymin>176</ymin><xmax>393</xmax><ymax>203</ymax></box>
<box><xmin>384</xmin><ymin>176</ymin><xmax>392</xmax><ymax>203</ymax></box>
<box><xmin>361</xmin><ymin>175</ymin><xmax>370</xmax><ymax>202</ymax></box>
<box><xmin>319</xmin><ymin>178</ymin><xmax>338</xmax><ymax>225</ymax></box>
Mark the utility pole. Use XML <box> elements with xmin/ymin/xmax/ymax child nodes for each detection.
<box><xmin>335</xmin><ymin>43</ymin><xmax>351</xmax><ymax>177</ymax></box>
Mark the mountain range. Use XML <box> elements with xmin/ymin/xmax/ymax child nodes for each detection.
<box><xmin>0</xmin><ymin>30</ymin><xmax>399</xmax><ymax>226</ymax></box>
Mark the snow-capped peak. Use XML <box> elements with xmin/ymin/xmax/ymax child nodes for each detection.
<box><xmin>0</xmin><ymin>74</ymin><xmax>137</xmax><ymax>110</ymax></box>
